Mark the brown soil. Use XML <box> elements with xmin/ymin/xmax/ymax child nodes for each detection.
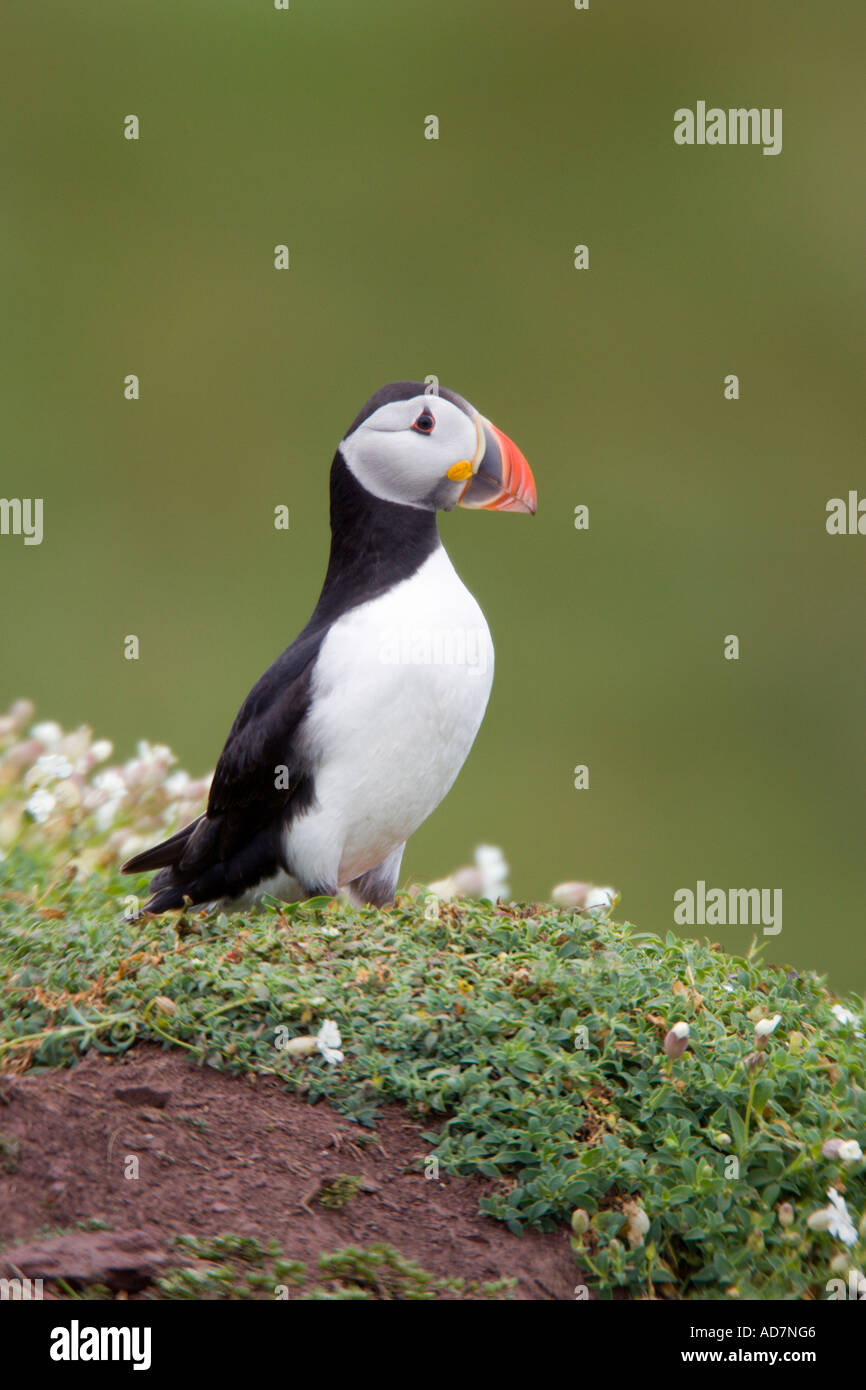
<box><xmin>0</xmin><ymin>1046</ymin><xmax>577</xmax><ymax>1299</ymax></box>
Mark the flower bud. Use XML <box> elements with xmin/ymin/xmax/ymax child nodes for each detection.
<box><xmin>571</xmin><ymin>1208</ymin><xmax>589</xmax><ymax>1236</ymax></box>
<box><xmin>281</xmin><ymin>1035</ymin><xmax>318</xmax><ymax>1057</ymax></box>
<box><xmin>623</xmin><ymin>1200</ymin><xmax>650</xmax><ymax>1248</ymax></box>
<box><xmin>806</xmin><ymin>1207</ymin><xmax>832</xmax><ymax>1233</ymax></box>
<box><xmin>663</xmin><ymin>1021</ymin><xmax>690</xmax><ymax>1059</ymax></box>
<box><xmin>822</xmin><ymin>1137</ymin><xmax>863</xmax><ymax>1162</ymax></box>
<box><xmin>743</xmin><ymin>1050</ymin><xmax>766</xmax><ymax>1072</ymax></box>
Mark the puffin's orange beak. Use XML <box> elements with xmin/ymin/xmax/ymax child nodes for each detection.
<box><xmin>457</xmin><ymin>416</ymin><xmax>537</xmax><ymax>515</ymax></box>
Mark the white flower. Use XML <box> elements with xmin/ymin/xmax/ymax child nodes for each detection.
<box><xmin>820</xmin><ymin>1136</ymin><xmax>863</xmax><ymax>1165</ymax></box>
<box><xmin>26</xmin><ymin>789</ymin><xmax>56</xmax><ymax>823</ymax></box>
<box><xmin>427</xmin><ymin>875</ymin><xmax>460</xmax><ymax>901</ymax></box>
<box><xmin>54</xmin><ymin>780</ymin><xmax>81</xmax><ymax>811</ymax></box>
<box><xmin>94</xmin><ymin>797</ymin><xmax>124</xmax><ymax>832</ymax></box>
<box><xmin>826</xmin><ymin>1189</ymin><xmax>858</xmax><ymax>1245</ymax></box>
<box><xmin>89</xmin><ymin>769</ymin><xmax>127</xmax><ymax>830</ymax></box>
<box><xmin>135</xmin><ymin>740</ymin><xmax>175</xmax><ymax>764</ymax></box>
<box><xmin>31</xmin><ymin>721</ymin><xmax>63</xmax><ymax>745</ymax></box>
<box><xmin>30</xmin><ymin>753</ymin><xmax>72</xmax><ymax>784</ymax></box>
<box><xmin>832</xmin><ymin>1004</ymin><xmax>856</xmax><ymax>1025</ymax></box>
<box><xmin>93</xmin><ymin>770</ymin><xmax>126</xmax><ymax>797</ymax></box>
<box><xmin>807</xmin><ymin>1208</ymin><xmax>831</xmax><ymax>1232</ymax></box>
<box><xmin>316</xmin><ymin>1019</ymin><xmax>344</xmax><ymax>1065</ymax></box>
<box><xmin>90</xmin><ymin>739</ymin><xmax>113</xmax><ymax>764</ymax></box>
<box><xmin>755</xmin><ymin>1014</ymin><xmax>782</xmax><ymax>1039</ymax></box>
<box><xmin>585</xmin><ymin>885</ymin><xmax>618</xmax><ymax>911</ymax></box>
<box><xmin>452</xmin><ymin>865</ymin><xmax>482</xmax><ymax>895</ymax></box>
<box><xmin>164</xmin><ymin>770</ymin><xmax>190</xmax><ymax>796</ymax></box>
<box><xmin>807</xmin><ymin>1189</ymin><xmax>858</xmax><ymax>1246</ymax></box>
<box><xmin>831</xmin><ymin>1004</ymin><xmax>863</xmax><ymax>1036</ymax></box>
<box><xmin>116</xmin><ymin>834</ymin><xmax>150</xmax><ymax>861</ymax></box>
<box><xmin>475</xmin><ymin>844</ymin><xmax>509</xmax><ymax>902</ymax></box>
<box><xmin>551</xmin><ymin>882</ymin><xmax>589</xmax><ymax>908</ymax></box>
<box><xmin>58</xmin><ymin>730</ymin><xmax>90</xmax><ymax>763</ymax></box>
<box><xmin>426</xmin><ymin>847</ymin><xmax>509</xmax><ymax>902</ymax></box>
<box><xmin>319</xmin><ymin>926</ymin><xmax>341</xmax><ymax>938</ymax></box>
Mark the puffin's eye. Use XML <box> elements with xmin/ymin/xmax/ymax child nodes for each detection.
<box><xmin>412</xmin><ymin>409</ymin><xmax>435</xmax><ymax>434</ymax></box>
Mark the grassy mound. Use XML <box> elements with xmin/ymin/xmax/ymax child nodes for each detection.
<box><xmin>2</xmin><ymin>852</ymin><xmax>864</xmax><ymax>1299</ymax></box>
<box><xmin>0</xmin><ymin>705</ymin><xmax>864</xmax><ymax>1299</ymax></box>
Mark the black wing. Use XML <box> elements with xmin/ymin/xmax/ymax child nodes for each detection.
<box><xmin>122</xmin><ymin>627</ymin><xmax>324</xmax><ymax>909</ymax></box>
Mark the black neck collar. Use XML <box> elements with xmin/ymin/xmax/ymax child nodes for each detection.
<box><xmin>310</xmin><ymin>451</ymin><xmax>440</xmax><ymax>627</ymax></box>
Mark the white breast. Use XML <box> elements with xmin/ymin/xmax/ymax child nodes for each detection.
<box><xmin>286</xmin><ymin>545</ymin><xmax>494</xmax><ymax>888</ymax></box>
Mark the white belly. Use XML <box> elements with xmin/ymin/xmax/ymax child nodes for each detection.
<box><xmin>285</xmin><ymin>546</ymin><xmax>494</xmax><ymax>888</ymax></box>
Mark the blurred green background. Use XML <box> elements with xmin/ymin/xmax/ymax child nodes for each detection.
<box><xmin>2</xmin><ymin>1</ymin><xmax>863</xmax><ymax>988</ymax></box>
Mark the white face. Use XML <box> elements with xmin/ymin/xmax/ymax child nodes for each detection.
<box><xmin>340</xmin><ymin>393</ymin><xmax>481</xmax><ymax>510</ymax></box>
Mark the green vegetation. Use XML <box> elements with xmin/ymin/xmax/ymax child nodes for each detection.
<box><xmin>315</xmin><ymin>1175</ymin><xmax>366</xmax><ymax>1210</ymax></box>
<box><xmin>154</xmin><ymin>1234</ymin><xmax>515</xmax><ymax>1301</ymax></box>
<box><xmin>1</xmin><ymin>841</ymin><xmax>864</xmax><ymax>1299</ymax></box>
<box><xmin>0</xmin><ymin>1132</ymin><xmax>20</xmax><ymax>1174</ymax></box>
<box><xmin>1</xmin><ymin>709</ymin><xmax>864</xmax><ymax>1300</ymax></box>
<box><xmin>8</xmin><ymin>1231</ymin><xmax>512</xmax><ymax>1302</ymax></box>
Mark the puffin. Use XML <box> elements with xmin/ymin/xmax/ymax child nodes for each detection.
<box><xmin>122</xmin><ymin>381</ymin><xmax>536</xmax><ymax>913</ymax></box>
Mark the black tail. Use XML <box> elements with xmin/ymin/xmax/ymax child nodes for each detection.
<box><xmin>121</xmin><ymin>816</ymin><xmax>205</xmax><ymax>874</ymax></box>
<box><xmin>121</xmin><ymin>814</ymin><xmax>288</xmax><ymax>913</ymax></box>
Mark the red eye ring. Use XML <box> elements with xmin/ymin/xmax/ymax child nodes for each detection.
<box><xmin>412</xmin><ymin>409</ymin><xmax>435</xmax><ymax>434</ymax></box>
